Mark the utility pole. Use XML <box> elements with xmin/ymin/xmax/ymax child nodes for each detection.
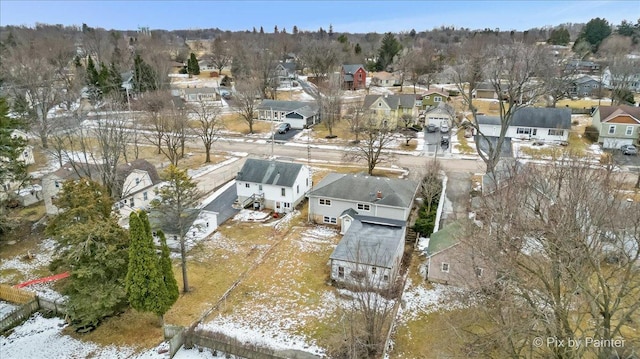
<box><xmin>271</xmin><ymin>107</ymin><xmax>274</xmax><ymax>158</ymax></box>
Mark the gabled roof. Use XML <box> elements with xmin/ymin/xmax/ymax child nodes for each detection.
<box><xmin>277</xmin><ymin>62</ymin><xmax>297</xmax><ymax>72</ymax></box>
<box><xmin>47</xmin><ymin>162</ymin><xmax>101</xmax><ymax>181</ymax></box>
<box><xmin>237</xmin><ymin>159</ymin><xmax>304</xmax><ymax>187</ymax></box>
<box><xmin>423</xmin><ymin>89</ymin><xmax>449</xmax><ymax>98</ymax></box>
<box><xmin>574</xmin><ymin>75</ymin><xmax>599</xmax><ymax>85</ymax></box>
<box><xmin>475</xmin><ymin>82</ymin><xmax>495</xmax><ymax>91</ymax></box>
<box><xmin>256</xmin><ymin>100</ymin><xmax>318</xmax><ymax>113</ymax></box>
<box><xmin>116</xmin><ymin>159</ymin><xmax>161</xmax><ymax>188</ymax></box>
<box><xmin>184</xmin><ymin>87</ymin><xmax>218</xmax><ymax>95</ymax></box>
<box><xmin>426</xmin><ymin>221</ymin><xmax>464</xmax><ymax>256</ymax></box>
<box><xmin>598</xmin><ymin>105</ymin><xmax>640</xmax><ymax>123</ymax></box>
<box><xmin>342</xmin><ymin>64</ymin><xmax>365</xmax><ymax>75</ymax></box>
<box><xmin>307</xmin><ymin>173</ymin><xmax>418</xmax><ymax>209</ymax></box>
<box><xmin>371</xmin><ymin>71</ymin><xmax>399</xmax><ymax>80</ymax></box>
<box><xmin>477</xmin><ymin>107</ymin><xmax>571</xmax><ymax>129</ymax></box>
<box><xmin>425</xmin><ymin>103</ymin><xmax>454</xmax><ymax>116</ymax></box>
<box><xmin>330</xmin><ymin>218</ymin><xmax>405</xmax><ymax>268</ymax></box>
<box><xmin>363</xmin><ymin>94</ymin><xmax>417</xmax><ymax>110</ymax></box>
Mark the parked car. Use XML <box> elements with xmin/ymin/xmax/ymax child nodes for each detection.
<box><xmin>440</xmin><ymin>123</ymin><xmax>450</xmax><ymax>133</ymax></box>
<box><xmin>426</xmin><ymin>123</ymin><xmax>438</xmax><ymax>133</ymax></box>
<box><xmin>441</xmin><ymin>134</ymin><xmax>450</xmax><ymax>145</ymax></box>
<box><xmin>621</xmin><ymin>145</ymin><xmax>638</xmax><ymax>155</ymax></box>
<box><xmin>277</xmin><ymin>123</ymin><xmax>291</xmax><ymax>134</ymax></box>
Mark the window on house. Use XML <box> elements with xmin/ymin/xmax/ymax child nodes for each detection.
<box><xmin>306</xmin><ymin>178</ymin><xmax>309</xmax><ymax>187</ymax></box>
<box><xmin>626</xmin><ymin>126</ymin><xmax>633</xmax><ymax>136</ymax></box>
<box><xmin>281</xmin><ymin>188</ymin><xmax>286</xmax><ymax>196</ymax></box>
<box><xmin>323</xmin><ymin>216</ymin><xmax>337</xmax><ymax>224</ymax></box>
<box><xmin>143</xmin><ymin>192</ymin><xmax>148</xmax><ymax>200</ymax></box>
<box><xmin>338</xmin><ymin>266</ymin><xmax>345</xmax><ymax>278</ymax></box>
<box><xmin>548</xmin><ymin>129</ymin><xmax>564</xmax><ymax>136</ymax></box>
<box><xmin>475</xmin><ymin>267</ymin><xmax>484</xmax><ymax>277</ymax></box>
<box><xmin>54</xmin><ymin>181</ymin><xmax>60</xmax><ymax>188</ymax></box>
<box><xmin>259</xmin><ymin>184</ymin><xmax>263</xmax><ymax>191</ymax></box>
<box><xmin>245</xmin><ymin>183</ymin><xmax>250</xmax><ymax>188</ymax></box>
<box><xmin>425</xmin><ymin>95</ymin><xmax>430</xmax><ymax>99</ymax></box>
<box><xmin>284</xmin><ymin>202</ymin><xmax>291</xmax><ymax>208</ymax></box>
<box><xmin>135</xmin><ymin>178</ymin><xmax>140</xmax><ymax>185</ymax></box>
<box><xmin>516</xmin><ymin>128</ymin><xmax>531</xmax><ymax>135</ymax></box>
<box><xmin>378</xmin><ymin>102</ymin><xmax>382</xmax><ymax>107</ymax></box>
<box><xmin>357</xmin><ymin>203</ymin><xmax>371</xmax><ymax>211</ymax></box>
<box><xmin>130</xmin><ymin>198</ymin><xmax>135</xmax><ymax>207</ymax></box>
<box><xmin>441</xmin><ymin>263</ymin><xmax>450</xmax><ymax>273</ymax></box>
<box><xmin>297</xmin><ymin>184</ymin><xmax>299</xmax><ymax>194</ymax></box>
<box><xmin>434</xmin><ymin>96</ymin><xmax>442</xmax><ymax>102</ymax></box>
<box><xmin>358</xmin><ymin>73</ymin><xmax>362</xmax><ymax>79</ymax></box>
<box><xmin>383</xmin><ymin>274</ymin><xmax>389</xmax><ymax>282</ymax></box>
<box><xmin>371</xmin><ymin>267</ymin><xmax>377</xmax><ymax>275</ymax></box>
<box><xmin>609</xmin><ymin>125</ymin><xmax>616</xmax><ymax>134</ymax></box>
<box><xmin>319</xmin><ymin>198</ymin><xmax>331</xmax><ymax>206</ymax></box>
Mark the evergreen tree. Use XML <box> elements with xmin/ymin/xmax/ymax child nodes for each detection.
<box><xmin>187</xmin><ymin>53</ymin><xmax>200</xmax><ymax>76</ymax></box>
<box><xmin>158</xmin><ymin>230</ymin><xmax>179</xmax><ymax>312</ymax></box>
<box><xmin>86</xmin><ymin>56</ymin><xmax>100</xmax><ymax>86</ymax></box>
<box><xmin>377</xmin><ymin>32</ymin><xmax>402</xmax><ymax>71</ymax></box>
<box><xmin>354</xmin><ymin>43</ymin><xmax>362</xmax><ymax>55</ymax></box>
<box><xmin>574</xmin><ymin>17</ymin><xmax>612</xmax><ymax>53</ymax></box>
<box><xmin>274</xmin><ymin>25</ymin><xmax>278</xmax><ymax>34</ymax></box>
<box><xmin>46</xmin><ymin>179</ymin><xmax>129</xmax><ymax>329</ymax></box>
<box><xmin>548</xmin><ymin>27</ymin><xmax>570</xmax><ymax>45</ymax></box>
<box><xmin>152</xmin><ymin>165</ymin><xmax>200</xmax><ymax>293</ymax></box>
<box><xmin>329</xmin><ymin>24</ymin><xmax>334</xmax><ymax>38</ymax></box>
<box><xmin>260</xmin><ymin>26</ymin><xmax>264</xmax><ymax>34</ymax></box>
<box><xmin>293</xmin><ymin>25</ymin><xmax>299</xmax><ymax>35</ymax></box>
<box><xmin>0</xmin><ymin>97</ymin><xmax>29</xmax><ymax>234</ymax></box>
<box><xmin>252</xmin><ymin>27</ymin><xmax>257</xmax><ymax>34</ymax></box>
<box><xmin>126</xmin><ymin>211</ymin><xmax>167</xmax><ymax>319</ymax></box>
<box><xmin>133</xmin><ymin>53</ymin><xmax>157</xmax><ymax>93</ymax></box>
<box><xmin>73</xmin><ymin>55</ymin><xmax>83</xmax><ymax>68</ymax></box>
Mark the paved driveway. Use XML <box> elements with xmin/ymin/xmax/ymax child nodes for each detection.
<box><xmin>204</xmin><ymin>183</ymin><xmax>240</xmax><ymax>225</ymax></box>
<box><xmin>423</xmin><ymin>129</ymin><xmax>452</xmax><ymax>155</ymax></box>
<box><xmin>270</xmin><ymin>129</ymin><xmax>301</xmax><ymax>142</ymax></box>
<box><xmin>607</xmin><ymin>149</ymin><xmax>640</xmax><ymax>172</ymax></box>
<box><xmin>475</xmin><ymin>136</ymin><xmax>513</xmax><ymax>158</ymax></box>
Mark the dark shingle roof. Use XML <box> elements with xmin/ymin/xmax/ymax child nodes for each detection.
<box><xmin>342</xmin><ymin>64</ymin><xmax>365</xmax><ymax>75</ymax></box>
<box><xmin>597</xmin><ymin>105</ymin><xmax>640</xmax><ymax>121</ymax></box>
<box><xmin>256</xmin><ymin>100</ymin><xmax>318</xmax><ymax>113</ymax></box>
<box><xmin>236</xmin><ymin>159</ymin><xmax>303</xmax><ymax>187</ymax></box>
<box><xmin>308</xmin><ymin>173</ymin><xmax>418</xmax><ymax>209</ymax></box>
<box><xmin>477</xmin><ymin>107</ymin><xmax>571</xmax><ymax>129</ymax></box>
<box><xmin>363</xmin><ymin>94</ymin><xmax>416</xmax><ymax>110</ymax></box>
<box><xmin>330</xmin><ymin>218</ymin><xmax>405</xmax><ymax>268</ymax></box>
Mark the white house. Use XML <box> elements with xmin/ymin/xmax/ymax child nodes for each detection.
<box><xmin>476</xmin><ymin>107</ymin><xmax>571</xmax><ymax>142</ymax></box>
<box><xmin>235</xmin><ymin>158</ymin><xmax>311</xmax><ymax>214</ymax></box>
<box><xmin>307</xmin><ymin>173</ymin><xmax>419</xmax><ymax>229</ymax></box>
<box><xmin>11</xmin><ymin>130</ymin><xmax>35</xmax><ymax>165</ymax></box>
<box><xmin>256</xmin><ymin>100</ymin><xmax>320</xmax><ymax>130</ymax></box>
<box><xmin>42</xmin><ymin>159</ymin><xmax>162</xmax><ymax>216</ymax></box>
<box><xmin>423</xmin><ymin>103</ymin><xmax>455</xmax><ymax>127</ymax></box>
<box><xmin>329</xmin><ymin>216</ymin><xmax>406</xmax><ymax>289</ymax></box>
<box><xmin>274</xmin><ymin>62</ymin><xmax>298</xmax><ymax>87</ymax></box>
<box><xmin>181</xmin><ymin>87</ymin><xmax>220</xmax><ymax>103</ymax></box>
<box><xmin>602</xmin><ymin>66</ymin><xmax>640</xmax><ymax>93</ymax></box>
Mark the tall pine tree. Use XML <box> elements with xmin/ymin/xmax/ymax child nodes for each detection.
<box><xmin>158</xmin><ymin>230</ymin><xmax>179</xmax><ymax>317</ymax></box>
<box><xmin>187</xmin><ymin>53</ymin><xmax>200</xmax><ymax>76</ymax></box>
<box><xmin>126</xmin><ymin>211</ymin><xmax>167</xmax><ymax>321</ymax></box>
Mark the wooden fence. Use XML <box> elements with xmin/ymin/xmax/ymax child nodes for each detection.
<box><xmin>0</xmin><ymin>298</ymin><xmax>39</xmax><ymax>332</ymax></box>
<box><xmin>0</xmin><ymin>284</ymin><xmax>35</xmax><ymax>304</ymax></box>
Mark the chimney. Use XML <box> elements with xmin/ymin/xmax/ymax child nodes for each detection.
<box><xmin>376</xmin><ymin>191</ymin><xmax>382</xmax><ymax>199</ymax></box>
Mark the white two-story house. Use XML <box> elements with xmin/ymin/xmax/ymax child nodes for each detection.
<box><xmin>42</xmin><ymin>159</ymin><xmax>162</xmax><ymax>216</ymax></box>
<box><xmin>235</xmin><ymin>159</ymin><xmax>311</xmax><ymax>214</ymax></box>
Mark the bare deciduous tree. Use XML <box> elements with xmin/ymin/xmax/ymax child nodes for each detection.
<box><xmin>189</xmin><ymin>100</ymin><xmax>222</xmax><ymax>163</ymax></box>
<box><xmin>208</xmin><ymin>36</ymin><xmax>232</xmax><ymax>76</ymax></box>
<box><xmin>301</xmin><ymin>40</ymin><xmax>341</xmax><ymax>80</ymax></box>
<box><xmin>344</xmin><ymin>113</ymin><xmax>396</xmax><ymax>175</ymax></box>
<box><xmin>456</xmin><ymin>158</ymin><xmax>640</xmax><ymax>359</ymax></box>
<box><xmin>316</xmin><ymin>74</ymin><xmax>343</xmax><ymax>138</ymax></box>
<box><xmin>233</xmin><ymin>79</ymin><xmax>261</xmax><ymax>134</ymax></box>
<box><xmin>136</xmin><ymin>91</ymin><xmax>172</xmax><ymax>154</ymax></box>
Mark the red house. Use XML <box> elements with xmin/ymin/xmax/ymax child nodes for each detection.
<box><xmin>341</xmin><ymin>64</ymin><xmax>367</xmax><ymax>90</ymax></box>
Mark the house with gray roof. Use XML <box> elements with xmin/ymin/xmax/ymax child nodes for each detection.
<box><xmin>256</xmin><ymin>100</ymin><xmax>320</xmax><ymax>129</ymax></box>
<box><xmin>363</xmin><ymin>93</ymin><xmax>419</xmax><ymax>129</ymax></box>
<box><xmin>307</xmin><ymin>173</ymin><xmax>419</xmax><ymax>228</ymax></box>
<box><xmin>274</xmin><ymin>62</ymin><xmax>298</xmax><ymax>87</ymax></box>
<box><xmin>181</xmin><ymin>87</ymin><xmax>220</xmax><ymax>103</ymax></box>
<box><xmin>569</xmin><ymin>75</ymin><xmax>601</xmax><ymax>97</ymax></box>
<box><xmin>329</xmin><ymin>215</ymin><xmax>406</xmax><ymax>289</ymax></box>
<box><xmin>476</xmin><ymin>107</ymin><xmax>571</xmax><ymax>142</ymax></box>
<box><xmin>341</xmin><ymin>64</ymin><xmax>367</xmax><ymax>90</ymax></box>
<box><xmin>236</xmin><ymin>158</ymin><xmax>311</xmax><ymax>213</ymax></box>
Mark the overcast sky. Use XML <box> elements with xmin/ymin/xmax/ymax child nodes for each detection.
<box><xmin>1</xmin><ymin>1</ymin><xmax>638</xmax><ymax>33</ymax></box>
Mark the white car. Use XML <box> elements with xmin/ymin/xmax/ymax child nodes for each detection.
<box><xmin>440</xmin><ymin>123</ymin><xmax>450</xmax><ymax>133</ymax></box>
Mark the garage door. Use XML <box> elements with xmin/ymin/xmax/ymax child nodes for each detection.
<box><xmin>602</xmin><ymin>138</ymin><xmax>633</xmax><ymax>149</ymax></box>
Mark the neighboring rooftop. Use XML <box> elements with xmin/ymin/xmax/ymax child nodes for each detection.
<box><xmin>425</xmin><ymin>221</ymin><xmax>464</xmax><ymax>256</ymax></box>
<box><xmin>330</xmin><ymin>218</ymin><xmax>405</xmax><ymax>268</ymax></box>
<box><xmin>256</xmin><ymin>100</ymin><xmax>318</xmax><ymax>112</ymax></box>
<box><xmin>477</xmin><ymin>107</ymin><xmax>571</xmax><ymax>129</ymax></box>
<box><xmin>308</xmin><ymin>173</ymin><xmax>418</xmax><ymax>209</ymax></box>
<box><xmin>363</xmin><ymin>94</ymin><xmax>417</xmax><ymax>109</ymax></box>
<box><xmin>237</xmin><ymin>159</ymin><xmax>304</xmax><ymax>187</ymax></box>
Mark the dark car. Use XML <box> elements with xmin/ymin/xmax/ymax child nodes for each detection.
<box><xmin>426</xmin><ymin>123</ymin><xmax>438</xmax><ymax>133</ymax></box>
<box><xmin>277</xmin><ymin>123</ymin><xmax>291</xmax><ymax>134</ymax></box>
<box><xmin>441</xmin><ymin>134</ymin><xmax>450</xmax><ymax>145</ymax></box>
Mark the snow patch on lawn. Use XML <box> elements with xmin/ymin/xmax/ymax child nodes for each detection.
<box><xmin>232</xmin><ymin>209</ymin><xmax>270</xmax><ymax>222</ymax></box>
<box><xmin>0</xmin><ymin>238</ymin><xmax>56</xmax><ymax>284</ymax></box>
<box><xmin>397</xmin><ymin>281</ymin><xmax>469</xmax><ymax>324</ymax></box>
